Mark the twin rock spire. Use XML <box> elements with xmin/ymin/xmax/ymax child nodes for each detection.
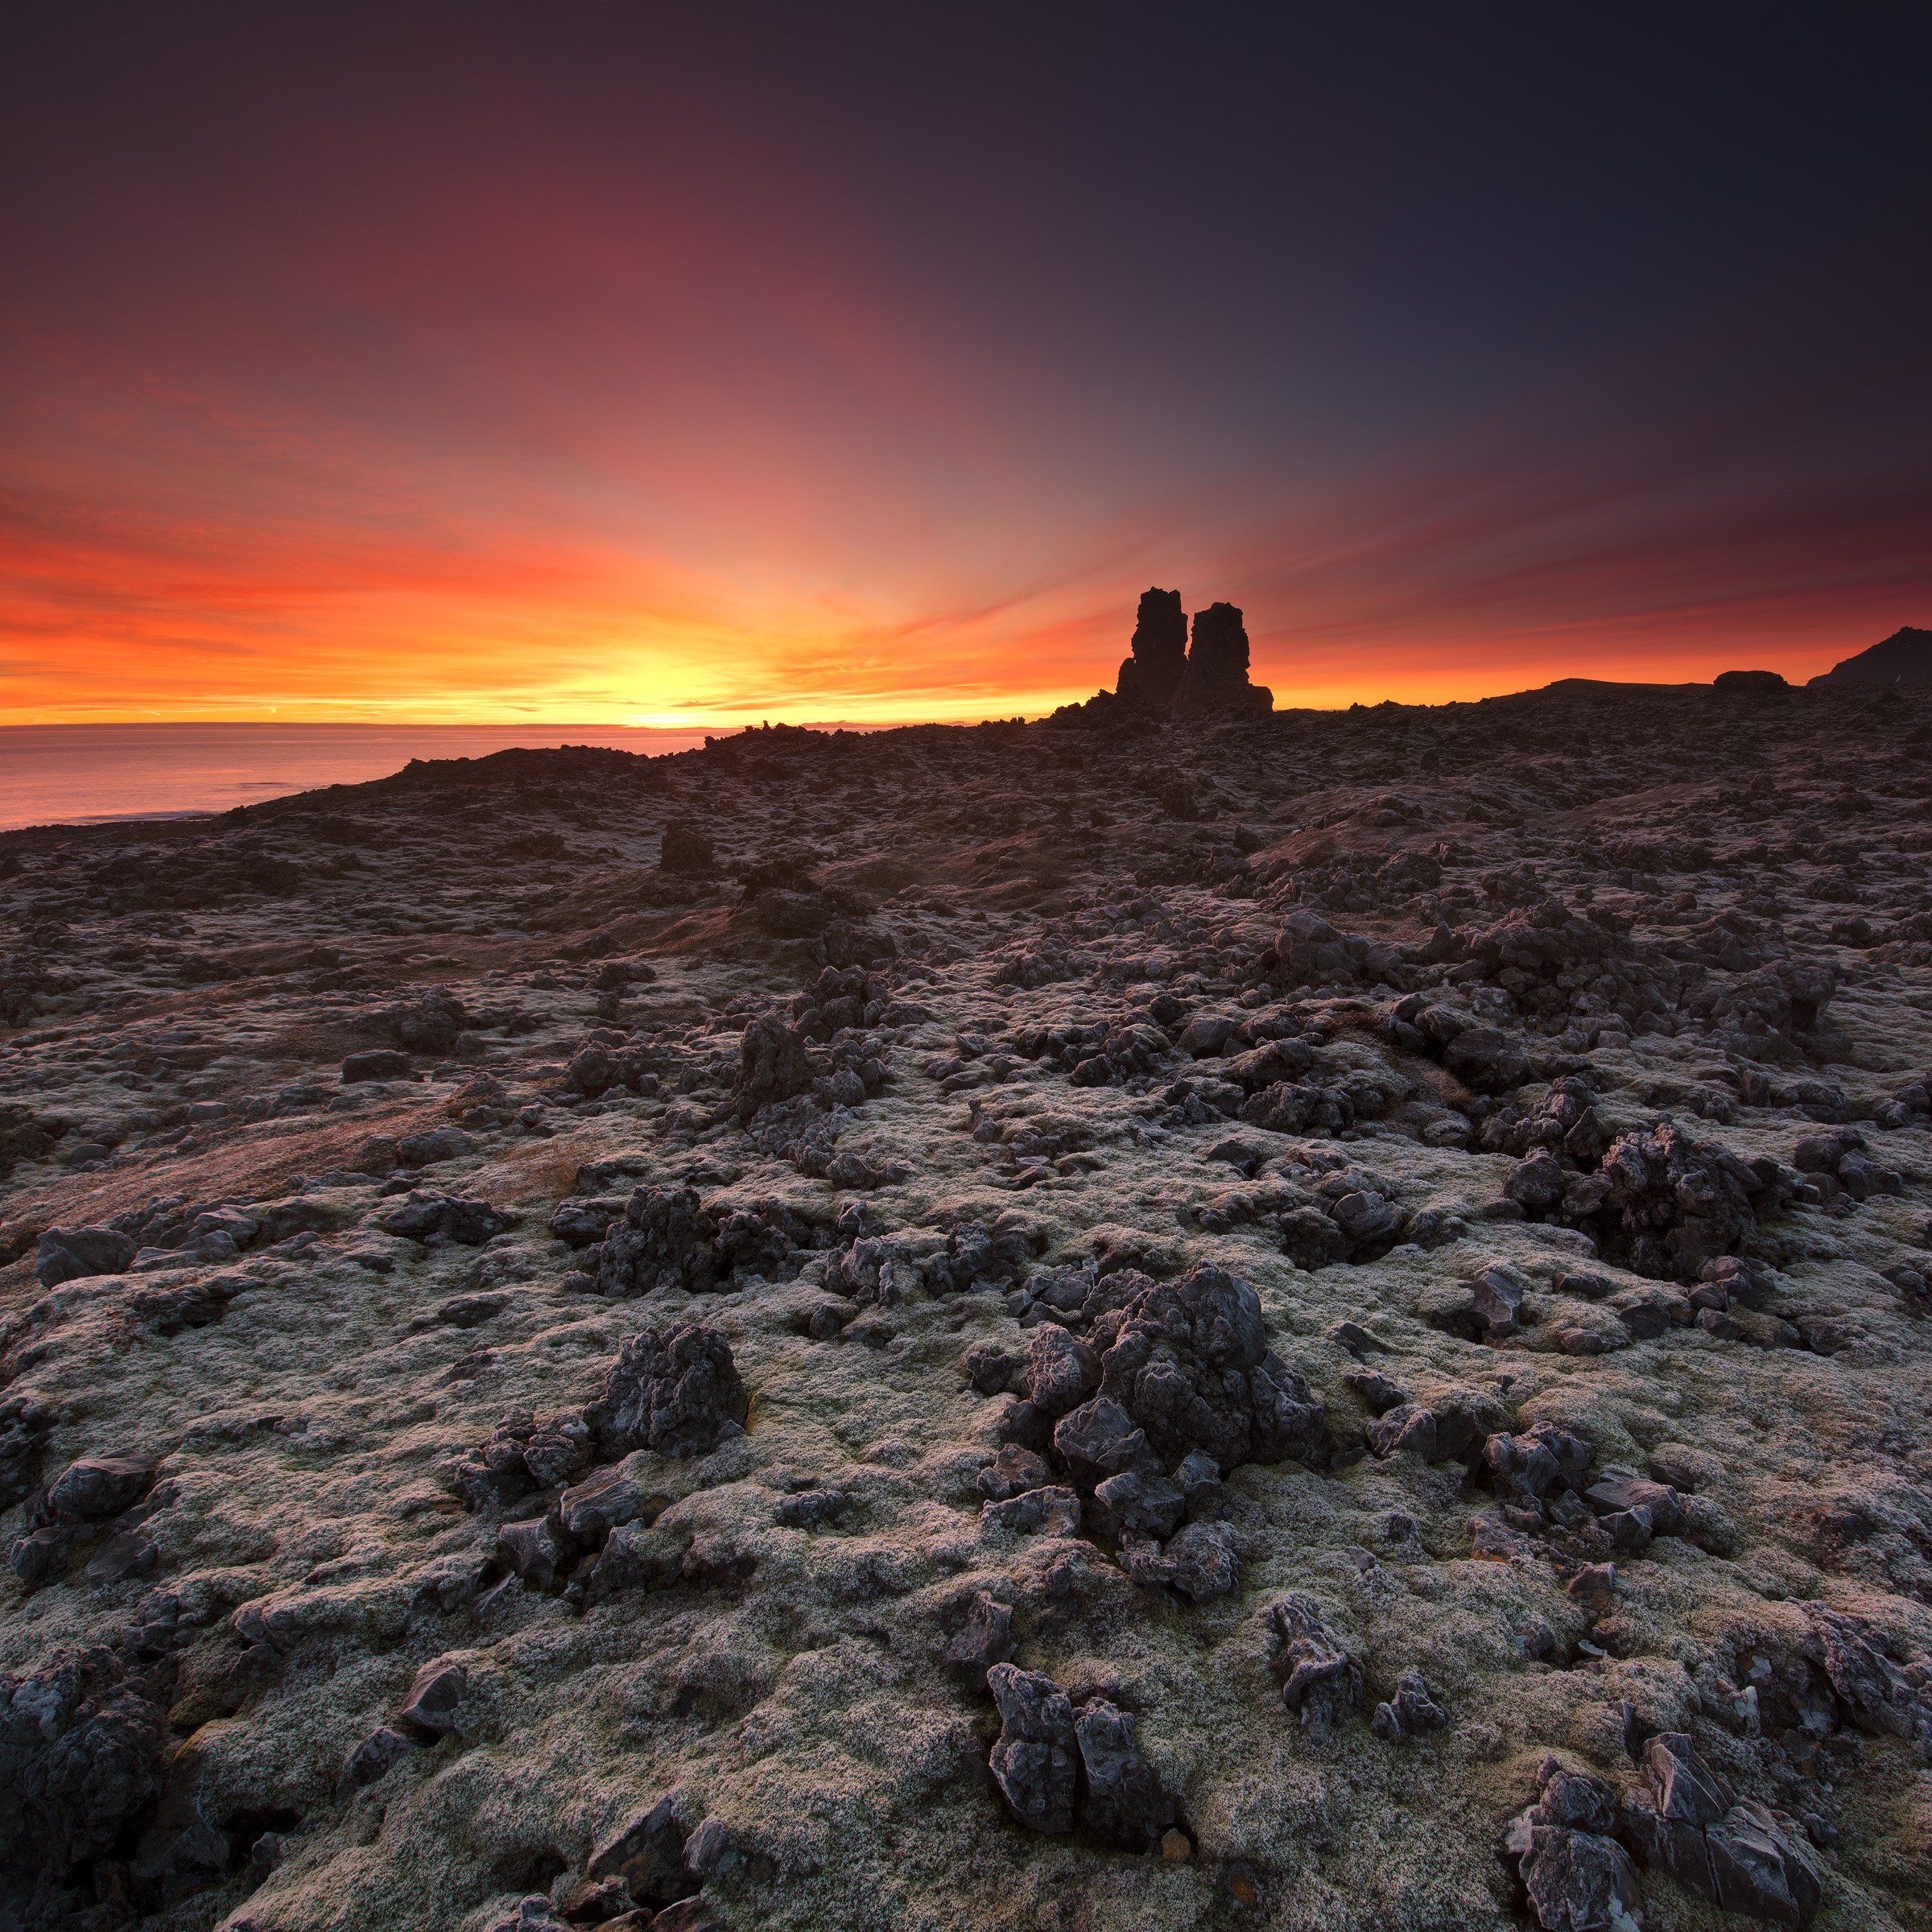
<box><xmin>1111</xmin><ymin>588</ymin><xmax>1273</xmax><ymax>718</ymax></box>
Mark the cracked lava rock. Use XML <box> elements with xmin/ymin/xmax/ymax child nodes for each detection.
<box><xmin>3</xmin><ymin>650</ymin><xmax>1932</xmax><ymax>1930</ymax></box>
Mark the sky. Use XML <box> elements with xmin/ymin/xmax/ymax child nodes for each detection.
<box><xmin>3</xmin><ymin>6</ymin><xmax>1929</xmax><ymax>724</ymax></box>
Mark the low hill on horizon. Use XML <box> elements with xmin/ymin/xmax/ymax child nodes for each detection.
<box><xmin>1807</xmin><ymin>625</ymin><xmax>1932</xmax><ymax>689</ymax></box>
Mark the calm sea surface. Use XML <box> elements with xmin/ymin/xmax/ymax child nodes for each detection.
<box><xmin>0</xmin><ymin>724</ymin><xmax>718</xmax><ymax>832</ymax></box>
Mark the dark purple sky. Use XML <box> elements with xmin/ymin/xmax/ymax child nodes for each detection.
<box><xmin>4</xmin><ymin>6</ymin><xmax>1928</xmax><ymax>720</ymax></box>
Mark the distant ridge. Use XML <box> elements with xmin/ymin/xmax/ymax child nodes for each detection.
<box><xmin>1808</xmin><ymin>625</ymin><xmax>1932</xmax><ymax>689</ymax></box>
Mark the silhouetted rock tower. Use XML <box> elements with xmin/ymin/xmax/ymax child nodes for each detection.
<box><xmin>1115</xmin><ymin>588</ymin><xmax>1189</xmax><ymax>710</ymax></box>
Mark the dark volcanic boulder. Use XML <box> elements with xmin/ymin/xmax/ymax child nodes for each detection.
<box><xmin>593</xmin><ymin>1185</ymin><xmax>714</xmax><ymax>1294</ymax></box>
<box><xmin>1088</xmin><ymin>1262</ymin><xmax>1327</xmax><ymax>1470</ymax></box>
<box><xmin>374</xmin><ymin>1191</ymin><xmax>511</xmax><ymax>1246</ymax></box>
<box><xmin>584</xmin><ymin>1324</ymin><xmax>748</xmax><ymax>1459</ymax></box>
<box><xmin>590</xmin><ymin>1185</ymin><xmax>807</xmax><ymax>1296</ymax></box>
<box><xmin>45</xmin><ymin>1453</ymin><xmax>159</xmax><ymax>1524</ymax></box>
<box><xmin>1388</xmin><ymin>997</ymin><xmax>1535</xmax><ymax>1092</ymax></box>
<box><xmin>1679</xmin><ymin>958</ymin><xmax>1836</xmax><ymax>1059</ymax></box>
<box><xmin>986</xmin><ymin>1665</ymin><xmax>1078</xmax><ymax>1834</ymax></box>
<box><xmin>1114</xmin><ymin>588</ymin><xmax>1188</xmax><ymax>711</ymax></box>
<box><xmin>1</xmin><ymin>1648</ymin><xmax>172</xmax><ymax>1921</ymax></box>
<box><xmin>381</xmin><ymin>985</ymin><xmax>467</xmax><ymax>1055</ymax></box>
<box><xmin>1370</xmin><ymin>1668</ymin><xmax>1448</xmax><ymax>1742</ymax></box>
<box><xmin>1505</xmin><ymin>1762</ymin><xmax>1643</xmax><ymax>1932</ymax></box>
<box><xmin>659</xmin><ymin>818</ymin><xmax>716</xmax><ymax>874</ymax></box>
<box><xmin>1619</xmin><ymin>1732</ymin><xmax>1822</xmax><ymax>1925</ymax></box>
<box><xmin>1171</xmin><ymin>601</ymin><xmax>1273</xmax><ymax>718</ymax></box>
<box><xmin>1714</xmin><ymin>669</ymin><xmax>1790</xmax><ymax>693</ymax></box>
<box><xmin>985</xmin><ymin>1666</ymin><xmax>1177</xmax><ymax>1847</ymax></box>
<box><xmin>751</xmin><ymin>888</ymin><xmax>836</xmax><ymax>939</ymax></box>
<box><xmin>1799</xmin><ymin>1605</ymin><xmax>1932</xmax><ymax>1760</ymax></box>
<box><xmin>1009</xmin><ymin>1263</ymin><xmax>1322</xmax><ymax>1596</ymax></box>
<box><xmin>586</xmin><ymin>1797</ymin><xmax>699</xmax><ymax>1911</ymax></box>
<box><xmin>0</xmin><ymin>1397</ymin><xmax>54</xmax><ymax>1513</ymax></box>
<box><xmin>450</xmin><ymin>1407</ymin><xmax>593</xmax><ymax>1509</ymax></box>
<box><xmin>1276</xmin><ymin>910</ymin><xmax>1402</xmax><ymax>989</ymax></box>
<box><xmin>1270</xmin><ymin>1596</ymin><xmax>1364</xmax><ymax>1742</ymax></box>
<box><xmin>735</xmin><ymin>1016</ymin><xmax>815</xmax><ymax>1120</ymax></box>
<box><xmin>1073</xmin><ymin>1699</ymin><xmax>1179</xmax><ymax>1848</ymax></box>
<box><xmin>1579</xmin><ymin>1122</ymin><xmax>1777</xmax><ymax>1282</ymax></box>
<box><xmin>0</xmin><ymin>1102</ymin><xmax>60</xmax><ymax>1179</ymax></box>
<box><xmin>34</xmin><ymin>1224</ymin><xmax>137</xmax><ymax>1288</ymax></box>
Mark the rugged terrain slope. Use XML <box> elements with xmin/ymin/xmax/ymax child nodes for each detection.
<box><xmin>3</xmin><ymin>680</ymin><xmax>1931</xmax><ymax>1932</ymax></box>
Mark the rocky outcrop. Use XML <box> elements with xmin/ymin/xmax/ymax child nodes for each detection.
<box><xmin>1115</xmin><ymin>588</ymin><xmax>1188</xmax><ymax>710</ymax></box>
<box><xmin>1172</xmin><ymin>602</ymin><xmax>1272</xmax><ymax>717</ymax></box>
<box><xmin>1060</xmin><ymin>592</ymin><xmax>1274</xmax><ymax>721</ymax></box>
<box><xmin>985</xmin><ymin>1665</ymin><xmax>1179</xmax><ymax>1849</ymax></box>
<box><xmin>1808</xmin><ymin>625</ymin><xmax>1932</xmax><ymax>688</ymax></box>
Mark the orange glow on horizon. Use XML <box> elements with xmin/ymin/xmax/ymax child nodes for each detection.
<box><xmin>7</xmin><ymin>385</ymin><xmax>1917</xmax><ymax>726</ymax></box>
<box><xmin>2</xmin><ymin>477</ymin><xmax>1909</xmax><ymax>727</ymax></box>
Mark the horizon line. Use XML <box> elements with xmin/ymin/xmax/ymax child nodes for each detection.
<box><xmin>0</xmin><ymin>667</ymin><xmax>1867</xmax><ymax>733</ymax></box>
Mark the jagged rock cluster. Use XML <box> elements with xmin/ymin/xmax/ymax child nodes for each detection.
<box><xmin>985</xmin><ymin>1260</ymin><xmax>1323</xmax><ymax>1600</ymax></box>
<box><xmin>2</xmin><ymin>667</ymin><xmax>1930</xmax><ymax>1931</ymax></box>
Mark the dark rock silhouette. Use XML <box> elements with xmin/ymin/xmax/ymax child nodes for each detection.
<box><xmin>1172</xmin><ymin>601</ymin><xmax>1273</xmax><ymax>717</ymax></box>
<box><xmin>1713</xmin><ymin>669</ymin><xmax>1789</xmax><ymax>693</ymax></box>
<box><xmin>1809</xmin><ymin>625</ymin><xmax>1932</xmax><ymax>689</ymax></box>
<box><xmin>1115</xmin><ymin>588</ymin><xmax>1188</xmax><ymax>710</ymax></box>
<box><xmin>1056</xmin><ymin>592</ymin><xmax>1275</xmax><ymax>722</ymax></box>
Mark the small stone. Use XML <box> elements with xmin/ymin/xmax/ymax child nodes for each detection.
<box><xmin>398</xmin><ymin>1658</ymin><xmax>469</xmax><ymax>1738</ymax></box>
<box><xmin>1567</xmin><ymin>1563</ymin><xmax>1616</xmax><ymax>1612</ymax></box>
<box><xmin>943</xmin><ymin>1589</ymin><xmax>1017</xmax><ymax>1682</ymax></box>
<box><xmin>343</xmin><ymin>1724</ymin><xmax>415</xmax><ymax>1787</ymax></box>
<box><xmin>84</xmin><ymin>1530</ymin><xmax>159</xmax><ymax>1585</ymax></box>
<box><xmin>497</xmin><ymin>1514</ymin><xmax>571</xmax><ymax>1589</ymax></box>
<box><xmin>559</xmin><ymin>1465</ymin><xmax>648</xmax><ymax>1542</ymax></box>
<box><xmin>341</xmin><ymin>1047</ymin><xmax>411</xmax><ymax>1082</ymax></box>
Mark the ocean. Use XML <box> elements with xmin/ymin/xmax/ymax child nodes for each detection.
<box><xmin>0</xmin><ymin>722</ymin><xmax>719</xmax><ymax>832</ymax></box>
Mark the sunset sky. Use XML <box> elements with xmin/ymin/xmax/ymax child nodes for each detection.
<box><xmin>4</xmin><ymin>7</ymin><xmax>1929</xmax><ymax>724</ymax></box>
